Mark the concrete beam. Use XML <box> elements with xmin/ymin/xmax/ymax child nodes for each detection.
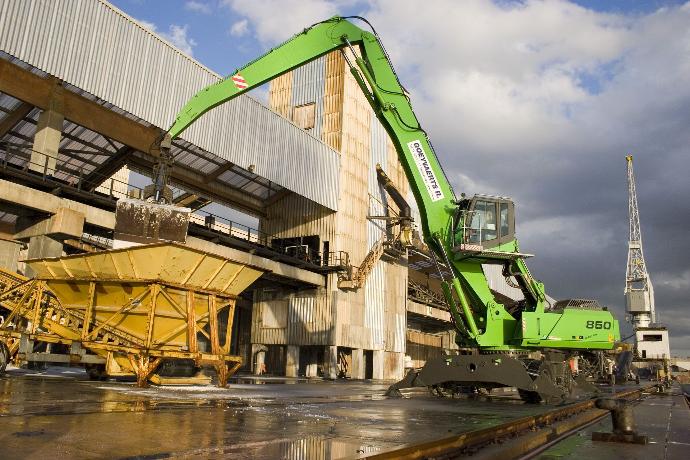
<box><xmin>325</xmin><ymin>345</ymin><xmax>338</xmax><ymax>379</ymax></box>
<box><xmin>25</xmin><ymin>235</ymin><xmax>63</xmax><ymax>277</ymax></box>
<box><xmin>0</xmin><ymin>59</ymin><xmax>274</xmax><ymax>217</ymax></box>
<box><xmin>0</xmin><ymin>180</ymin><xmax>324</xmax><ymax>287</ymax></box>
<box><xmin>0</xmin><ymin>101</ymin><xmax>33</xmax><ymax>137</ymax></box>
<box><xmin>128</xmin><ymin>151</ymin><xmax>266</xmax><ymax>217</ymax></box>
<box><xmin>286</xmin><ymin>345</ymin><xmax>299</xmax><ymax>378</ymax></box>
<box><xmin>0</xmin><ymin>237</ymin><xmax>23</xmax><ymax>272</ymax></box>
<box><xmin>0</xmin><ymin>180</ymin><xmax>115</xmax><ymax>229</ymax></box>
<box><xmin>372</xmin><ymin>349</ymin><xmax>384</xmax><ymax>380</ymax></box>
<box><xmin>15</xmin><ymin>207</ymin><xmax>85</xmax><ymax>241</ymax></box>
<box><xmin>0</xmin><ymin>58</ymin><xmax>159</xmax><ymax>154</ymax></box>
<box><xmin>351</xmin><ymin>348</ymin><xmax>364</xmax><ymax>379</ymax></box>
<box><xmin>0</xmin><ymin>178</ymin><xmax>323</xmax><ymax>286</ymax></box>
<box><xmin>407</xmin><ymin>300</ymin><xmax>452</xmax><ymax>322</ymax></box>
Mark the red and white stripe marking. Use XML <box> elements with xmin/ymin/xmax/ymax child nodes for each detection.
<box><xmin>231</xmin><ymin>73</ymin><xmax>248</xmax><ymax>90</ymax></box>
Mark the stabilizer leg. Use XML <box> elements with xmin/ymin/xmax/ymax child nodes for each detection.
<box><xmin>385</xmin><ymin>368</ymin><xmax>425</xmax><ymax>397</ymax></box>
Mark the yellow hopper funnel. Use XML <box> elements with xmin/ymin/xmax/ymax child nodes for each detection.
<box><xmin>21</xmin><ymin>243</ymin><xmax>265</xmax><ymax>386</ymax></box>
<box><xmin>27</xmin><ymin>242</ymin><xmax>262</xmax><ymax>296</ymax></box>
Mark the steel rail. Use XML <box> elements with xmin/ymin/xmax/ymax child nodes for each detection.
<box><xmin>362</xmin><ymin>384</ymin><xmax>658</xmax><ymax>460</ymax></box>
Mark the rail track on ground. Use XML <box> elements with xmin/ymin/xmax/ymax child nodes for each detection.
<box><xmin>363</xmin><ymin>384</ymin><xmax>659</xmax><ymax>460</ymax></box>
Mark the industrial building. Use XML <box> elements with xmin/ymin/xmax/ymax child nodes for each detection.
<box><xmin>0</xmin><ymin>0</ymin><xmax>462</xmax><ymax>380</ymax></box>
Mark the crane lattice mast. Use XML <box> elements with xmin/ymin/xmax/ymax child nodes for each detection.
<box><xmin>625</xmin><ymin>155</ymin><xmax>655</xmax><ymax>328</ymax></box>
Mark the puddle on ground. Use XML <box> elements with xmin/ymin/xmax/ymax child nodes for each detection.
<box><xmin>0</xmin><ymin>372</ymin><xmax>548</xmax><ymax>459</ymax></box>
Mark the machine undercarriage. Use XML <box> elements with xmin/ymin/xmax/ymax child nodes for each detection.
<box><xmin>386</xmin><ymin>349</ymin><xmax>605</xmax><ymax>404</ymax></box>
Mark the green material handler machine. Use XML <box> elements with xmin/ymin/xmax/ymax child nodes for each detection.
<box><xmin>147</xmin><ymin>16</ymin><xmax>619</xmax><ymax>403</ymax></box>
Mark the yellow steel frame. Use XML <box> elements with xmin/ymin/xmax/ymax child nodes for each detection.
<box><xmin>0</xmin><ymin>245</ymin><xmax>256</xmax><ymax>387</ymax></box>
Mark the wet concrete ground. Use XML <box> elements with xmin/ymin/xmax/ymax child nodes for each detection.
<box><xmin>0</xmin><ymin>367</ymin><xmax>547</xmax><ymax>459</ymax></box>
<box><xmin>536</xmin><ymin>384</ymin><xmax>689</xmax><ymax>460</ymax></box>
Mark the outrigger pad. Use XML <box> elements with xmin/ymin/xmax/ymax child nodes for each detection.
<box><xmin>385</xmin><ymin>354</ymin><xmax>590</xmax><ymax>403</ymax></box>
<box><xmin>385</xmin><ymin>368</ymin><xmax>424</xmax><ymax>397</ymax></box>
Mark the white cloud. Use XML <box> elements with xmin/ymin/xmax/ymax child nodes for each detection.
<box><xmin>137</xmin><ymin>19</ymin><xmax>157</xmax><ymax>32</ymax></box>
<box><xmin>164</xmin><ymin>24</ymin><xmax>198</xmax><ymax>56</ymax></box>
<box><xmin>229</xmin><ymin>19</ymin><xmax>249</xmax><ymax>37</ymax></box>
<box><xmin>184</xmin><ymin>1</ymin><xmax>212</xmax><ymax>14</ymax></box>
<box><xmin>657</xmin><ymin>270</ymin><xmax>690</xmax><ymax>291</ymax></box>
<box><xmin>221</xmin><ymin>0</ymin><xmax>344</xmax><ymax>44</ymax></box>
<box><xmin>136</xmin><ymin>19</ymin><xmax>198</xmax><ymax>56</ymax></box>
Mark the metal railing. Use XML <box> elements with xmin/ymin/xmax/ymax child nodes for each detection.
<box><xmin>1</xmin><ymin>141</ymin><xmax>351</xmax><ymax>271</ymax></box>
<box><xmin>189</xmin><ymin>211</ymin><xmax>349</xmax><ymax>269</ymax></box>
<box><xmin>1</xmin><ymin>141</ymin><xmax>140</xmax><ymax>199</ymax></box>
<box><xmin>408</xmin><ymin>280</ymin><xmax>449</xmax><ymax>310</ymax></box>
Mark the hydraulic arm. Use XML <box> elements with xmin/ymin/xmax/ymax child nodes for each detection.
<box><xmin>155</xmin><ymin>16</ymin><xmax>619</xmax><ymax>402</ymax></box>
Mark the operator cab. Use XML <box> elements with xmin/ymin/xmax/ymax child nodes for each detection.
<box><xmin>453</xmin><ymin>194</ymin><xmax>515</xmax><ymax>251</ymax></box>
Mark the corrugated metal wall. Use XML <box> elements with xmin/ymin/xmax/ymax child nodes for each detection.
<box><xmin>385</xmin><ymin>135</ymin><xmax>409</xmax><ymax>357</ymax></box>
<box><xmin>262</xmin><ymin>57</ymin><xmax>336</xmax><ymax>244</ymax></box>
<box><xmin>288</xmin><ymin>293</ymin><xmax>332</xmax><ymax>345</ymax></box>
<box><xmin>252</xmin><ymin>287</ymin><xmax>333</xmax><ymax>346</ymax></box>
<box><xmin>0</xmin><ymin>0</ymin><xmax>339</xmax><ymax>210</ymax></box>
<box><xmin>364</xmin><ymin>113</ymin><xmax>389</xmax><ymax>351</ymax></box>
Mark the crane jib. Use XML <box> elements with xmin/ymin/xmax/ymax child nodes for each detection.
<box><xmin>407</xmin><ymin>140</ymin><xmax>444</xmax><ymax>202</ymax></box>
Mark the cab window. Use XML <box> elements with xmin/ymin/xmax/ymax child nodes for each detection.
<box><xmin>471</xmin><ymin>200</ymin><xmax>497</xmax><ymax>242</ymax></box>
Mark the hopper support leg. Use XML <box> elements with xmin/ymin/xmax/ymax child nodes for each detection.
<box><xmin>128</xmin><ymin>354</ymin><xmax>163</xmax><ymax>387</ymax></box>
<box><xmin>215</xmin><ymin>362</ymin><xmax>229</xmax><ymax>388</ymax></box>
<box><xmin>215</xmin><ymin>360</ymin><xmax>242</xmax><ymax>388</ymax></box>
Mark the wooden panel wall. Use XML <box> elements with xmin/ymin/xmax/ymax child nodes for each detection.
<box><xmin>321</xmin><ymin>52</ymin><xmax>344</xmax><ymax>152</ymax></box>
<box><xmin>268</xmin><ymin>72</ymin><xmax>293</xmax><ymax>120</ymax></box>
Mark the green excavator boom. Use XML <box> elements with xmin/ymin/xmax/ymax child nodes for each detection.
<box><xmin>162</xmin><ymin>16</ymin><xmax>619</xmax><ymax>352</ymax></box>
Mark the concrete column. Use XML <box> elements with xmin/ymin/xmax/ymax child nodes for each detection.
<box><xmin>351</xmin><ymin>348</ymin><xmax>364</xmax><ymax>379</ymax></box>
<box><xmin>24</xmin><ymin>234</ymin><xmax>63</xmax><ymax>258</ymax></box>
<box><xmin>30</xmin><ymin>82</ymin><xmax>64</xmax><ymax>176</ymax></box>
<box><xmin>286</xmin><ymin>345</ymin><xmax>299</xmax><ymax>377</ymax></box>
<box><xmin>325</xmin><ymin>345</ymin><xmax>338</xmax><ymax>379</ymax></box>
<box><xmin>304</xmin><ymin>348</ymin><xmax>318</xmax><ymax>378</ymax></box>
<box><xmin>0</xmin><ymin>238</ymin><xmax>23</xmax><ymax>272</ymax></box>
<box><xmin>372</xmin><ymin>349</ymin><xmax>384</xmax><ymax>380</ymax></box>
<box><xmin>25</xmin><ymin>235</ymin><xmax>63</xmax><ymax>277</ymax></box>
<box><xmin>385</xmin><ymin>351</ymin><xmax>405</xmax><ymax>380</ymax></box>
<box><xmin>15</xmin><ymin>208</ymin><xmax>85</xmax><ymax>277</ymax></box>
<box><xmin>251</xmin><ymin>344</ymin><xmax>266</xmax><ymax>375</ymax></box>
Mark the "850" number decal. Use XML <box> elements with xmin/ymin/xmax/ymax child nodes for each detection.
<box><xmin>585</xmin><ymin>320</ymin><xmax>612</xmax><ymax>330</ymax></box>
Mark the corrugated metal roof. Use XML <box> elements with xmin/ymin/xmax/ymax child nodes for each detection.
<box><xmin>0</xmin><ymin>0</ymin><xmax>339</xmax><ymax>210</ymax></box>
